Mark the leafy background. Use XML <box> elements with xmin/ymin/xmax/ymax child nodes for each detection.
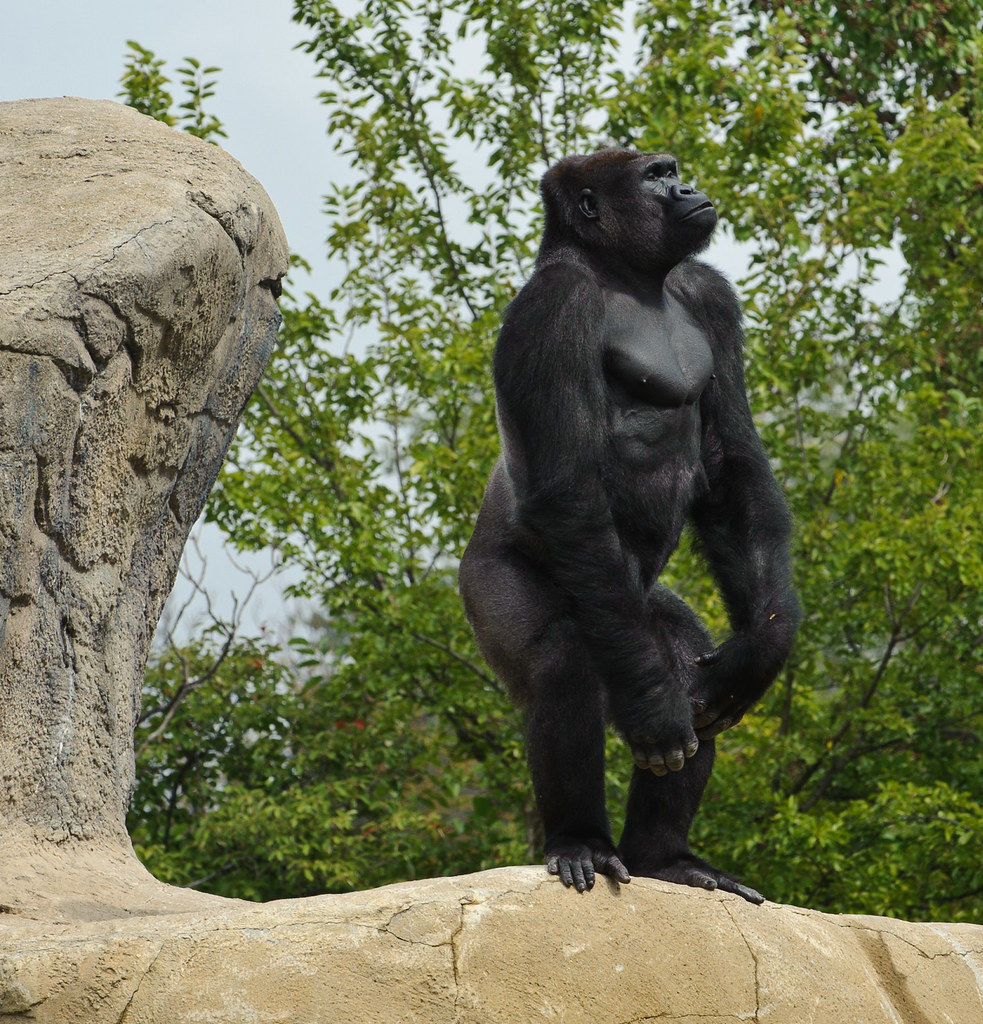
<box><xmin>123</xmin><ymin>0</ymin><xmax>983</xmax><ymax>920</ymax></box>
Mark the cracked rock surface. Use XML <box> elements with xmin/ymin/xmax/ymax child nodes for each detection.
<box><xmin>0</xmin><ymin>97</ymin><xmax>286</xmax><ymax>869</ymax></box>
<box><xmin>1</xmin><ymin>866</ymin><xmax>982</xmax><ymax>1023</ymax></box>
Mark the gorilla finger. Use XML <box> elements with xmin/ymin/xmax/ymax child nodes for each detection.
<box><xmin>684</xmin><ymin>737</ymin><xmax>700</xmax><ymax>758</ymax></box>
<box><xmin>698</xmin><ymin>716</ymin><xmax>735</xmax><ymax>740</ymax></box>
<box><xmin>691</xmin><ymin>704</ymin><xmax>719</xmax><ymax>729</ymax></box>
<box><xmin>571</xmin><ymin>859</ymin><xmax>589</xmax><ymax>893</ymax></box>
<box><xmin>695</xmin><ymin>650</ymin><xmax>720</xmax><ymax>666</ymax></box>
<box><xmin>650</xmin><ymin>762</ymin><xmax>669</xmax><ymax>776</ymax></box>
<box><xmin>715</xmin><ymin>877</ymin><xmax>765</xmax><ymax>904</ymax></box>
<box><xmin>581</xmin><ymin>860</ymin><xmax>596</xmax><ymax>891</ymax></box>
<box><xmin>632</xmin><ymin>749</ymin><xmax>651</xmax><ymax>769</ymax></box>
<box><xmin>664</xmin><ymin>748</ymin><xmax>685</xmax><ymax>771</ymax></box>
<box><xmin>600</xmin><ymin>854</ymin><xmax>631</xmax><ymax>885</ymax></box>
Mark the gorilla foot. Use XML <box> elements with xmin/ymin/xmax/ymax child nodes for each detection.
<box><xmin>632</xmin><ymin>854</ymin><xmax>764</xmax><ymax>904</ymax></box>
<box><xmin>546</xmin><ymin>839</ymin><xmax>632</xmax><ymax>893</ymax></box>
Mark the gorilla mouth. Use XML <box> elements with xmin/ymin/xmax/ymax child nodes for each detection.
<box><xmin>681</xmin><ymin>201</ymin><xmax>715</xmax><ymax>221</ymax></box>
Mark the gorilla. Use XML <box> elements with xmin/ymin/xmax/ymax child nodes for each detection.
<box><xmin>458</xmin><ymin>149</ymin><xmax>800</xmax><ymax>902</ymax></box>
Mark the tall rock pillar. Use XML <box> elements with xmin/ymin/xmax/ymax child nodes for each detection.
<box><xmin>0</xmin><ymin>98</ymin><xmax>287</xmax><ymax>910</ymax></box>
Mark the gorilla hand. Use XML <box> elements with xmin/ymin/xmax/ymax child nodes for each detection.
<box><xmin>690</xmin><ymin>632</ymin><xmax>780</xmax><ymax>739</ymax></box>
<box><xmin>615</xmin><ymin>684</ymin><xmax>700</xmax><ymax>775</ymax></box>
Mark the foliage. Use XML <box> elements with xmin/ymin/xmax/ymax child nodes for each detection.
<box><xmin>119</xmin><ymin>41</ymin><xmax>227</xmax><ymax>142</ymax></box>
<box><xmin>130</xmin><ymin>628</ymin><xmax>526</xmax><ymax>898</ymax></box>
<box><xmin>125</xmin><ymin>1</ymin><xmax>983</xmax><ymax>920</ymax></box>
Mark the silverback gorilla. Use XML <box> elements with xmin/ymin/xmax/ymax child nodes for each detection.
<box><xmin>458</xmin><ymin>150</ymin><xmax>800</xmax><ymax>903</ymax></box>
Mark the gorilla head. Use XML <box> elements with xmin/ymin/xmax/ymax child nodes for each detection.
<box><xmin>539</xmin><ymin>149</ymin><xmax>718</xmax><ymax>272</ymax></box>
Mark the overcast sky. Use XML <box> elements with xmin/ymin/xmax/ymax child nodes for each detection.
<box><xmin>2</xmin><ymin>1</ymin><xmax>773</xmax><ymax>641</ymax></box>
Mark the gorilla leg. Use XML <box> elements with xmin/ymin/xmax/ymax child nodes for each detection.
<box><xmin>618</xmin><ymin>747</ymin><xmax>762</xmax><ymax>903</ymax></box>
<box><xmin>618</xmin><ymin>586</ymin><xmax>765</xmax><ymax>903</ymax></box>
<box><xmin>523</xmin><ymin>620</ymin><xmax>629</xmax><ymax>891</ymax></box>
<box><xmin>464</xmin><ymin>573</ymin><xmax>629</xmax><ymax>890</ymax></box>
<box><xmin>460</xmin><ymin>480</ymin><xmax>628</xmax><ymax>891</ymax></box>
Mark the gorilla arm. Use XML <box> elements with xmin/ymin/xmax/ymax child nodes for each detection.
<box><xmin>670</xmin><ymin>263</ymin><xmax>801</xmax><ymax>737</ymax></box>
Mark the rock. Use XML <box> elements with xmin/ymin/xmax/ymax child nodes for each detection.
<box><xmin>0</xmin><ymin>97</ymin><xmax>286</xmax><ymax>870</ymax></box>
<box><xmin>0</xmin><ymin>866</ymin><xmax>981</xmax><ymax>1023</ymax></box>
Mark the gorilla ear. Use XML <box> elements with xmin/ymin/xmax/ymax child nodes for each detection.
<box><xmin>578</xmin><ymin>188</ymin><xmax>598</xmax><ymax>220</ymax></box>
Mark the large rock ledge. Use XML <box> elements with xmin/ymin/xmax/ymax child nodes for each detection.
<box><xmin>0</xmin><ymin>865</ymin><xmax>980</xmax><ymax>1023</ymax></box>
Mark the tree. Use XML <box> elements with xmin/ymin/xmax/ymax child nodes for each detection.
<box><xmin>127</xmin><ymin>2</ymin><xmax>983</xmax><ymax>919</ymax></box>
<box><xmin>119</xmin><ymin>41</ymin><xmax>226</xmax><ymax>142</ymax></box>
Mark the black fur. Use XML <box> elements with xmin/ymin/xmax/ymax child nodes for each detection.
<box><xmin>459</xmin><ymin>150</ymin><xmax>799</xmax><ymax>900</ymax></box>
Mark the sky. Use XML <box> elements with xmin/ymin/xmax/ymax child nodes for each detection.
<box><xmin>3</xmin><ymin>0</ymin><xmax>907</xmax><ymax>645</ymax></box>
<box><xmin>3</xmin><ymin>0</ymin><xmax>334</xmax><ymax>638</ymax></box>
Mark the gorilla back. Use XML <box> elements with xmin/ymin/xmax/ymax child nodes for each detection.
<box><xmin>459</xmin><ymin>149</ymin><xmax>799</xmax><ymax>900</ymax></box>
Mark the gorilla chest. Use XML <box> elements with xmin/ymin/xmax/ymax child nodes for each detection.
<box><xmin>602</xmin><ymin>294</ymin><xmax>714</xmax><ymax>408</ymax></box>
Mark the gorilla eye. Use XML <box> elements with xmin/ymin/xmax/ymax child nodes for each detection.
<box><xmin>643</xmin><ymin>161</ymin><xmax>678</xmax><ymax>181</ymax></box>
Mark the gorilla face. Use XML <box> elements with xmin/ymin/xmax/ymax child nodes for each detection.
<box><xmin>542</xmin><ymin>149</ymin><xmax>718</xmax><ymax>273</ymax></box>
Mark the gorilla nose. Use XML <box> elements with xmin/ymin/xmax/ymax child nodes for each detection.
<box><xmin>670</xmin><ymin>182</ymin><xmax>696</xmax><ymax>198</ymax></box>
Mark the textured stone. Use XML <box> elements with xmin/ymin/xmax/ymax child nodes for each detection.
<box><xmin>0</xmin><ymin>97</ymin><xmax>288</xmax><ymax>856</ymax></box>
<box><xmin>0</xmin><ymin>866</ymin><xmax>981</xmax><ymax>1023</ymax></box>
